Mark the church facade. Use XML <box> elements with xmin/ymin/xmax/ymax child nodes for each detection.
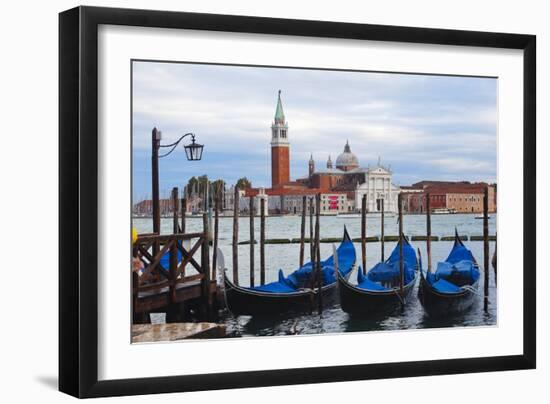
<box><xmin>242</xmin><ymin>91</ymin><xmax>401</xmax><ymax>214</ymax></box>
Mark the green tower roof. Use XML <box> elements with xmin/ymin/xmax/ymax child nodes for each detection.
<box><xmin>274</xmin><ymin>90</ymin><xmax>285</xmax><ymax>124</ymax></box>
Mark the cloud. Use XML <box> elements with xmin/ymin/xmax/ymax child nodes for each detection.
<box><xmin>132</xmin><ymin>61</ymin><xmax>497</xmax><ymax>199</ymax></box>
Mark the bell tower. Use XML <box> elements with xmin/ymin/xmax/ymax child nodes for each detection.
<box><xmin>271</xmin><ymin>90</ymin><xmax>290</xmax><ymax>187</ymax></box>
<box><xmin>309</xmin><ymin>154</ymin><xmax>315</xmax><ymax>177</ymax></box>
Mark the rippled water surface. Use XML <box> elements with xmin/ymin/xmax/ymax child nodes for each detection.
<box><xmin>134</xmin><ymin>213</ymin><xmax>497</xmax><ymax>336</ymax></box>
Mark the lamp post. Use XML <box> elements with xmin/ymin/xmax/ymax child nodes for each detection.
<box><xmin>151</xmin><ymin>127</ymin><xmax>204</xmax><ymax>250</ymax></box>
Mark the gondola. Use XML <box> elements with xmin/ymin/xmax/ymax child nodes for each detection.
<box><xmin>418</xmin><ymin>230</ymin><xmax>480</xmax><ymax>315</ymax></box>
<box><xmin>223</xmin><ymin>228</ymin><xmax>356</xmax><ymax>315</ymax></box>
<box><xmin>337</xmin><ymin>235</ymin><xmax>419</xmax><ymax>315</ymax></box>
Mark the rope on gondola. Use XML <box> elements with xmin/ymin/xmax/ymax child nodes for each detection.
<box><xmin>461</xmin><ymin>285</ymin><xmax>481</xmax><ymax>295</ymax></box>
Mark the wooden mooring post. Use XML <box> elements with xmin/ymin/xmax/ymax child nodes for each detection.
<box><xmin>361</xmin><ymin>194</ymin><xmax>367</xmax><ymax>275</ymax></box>
<box><xmin>309</xmin><ymin>197</ymin><xmax>315</xmax><ymax>264</ymax></box>
<box><xmin>398</xmin><ymin>193</ymin><xmax>404</xmax><ymax>306</ymax></box>
<box><xmin>232</xmin><ymin>186</ymin><xmax>239</xmax><ymax>285</ymax></box>
<box><xmin>260</xmin><ymin>198</ymin><xmax>266</xmax><ymax>285</ymax></box>
<box><xmin>249</xmin><ymin>196</ymin><xmax>255</xmax><ymax>288</ymax></box>
<box><xmin>212</xmin><ymin>186</ymin><xmax>220</xmax><ymax>281</ymax></box>
<box><xmin>299</xmin><ymin>195</ymin><xmax>307</xmax><ymax>268</ymax></box>
<box><xmin>493</xmin><ymin>232</ymin><xmax>497</xmax><ymax>285</ymax></box>
<box><xmin>315</xmin><ymin>194</ymin><xmax>323</xmax><ymax>315</ymax></box>
<box><xmin>483</xmin><ymin>187</ymin><xmax>490</xmax><ymax>312</ymax></box>
<box><xmin>202</xmin><ymin>213</ymin><xmax>212</xmax><ymax>316</ymax></box>
<box><xmin>181</xmin><ymin>197</ymin><xmax>186</xmax><ymax>234</ymax></box>
<box><xmin>172</xmin><ymin>187</ymin><xmax>179</xmax><ymax>234</ymax></box>
<box><xmin>381</xmin><ymin>198</ymin><xmax>385</xmax><ymax>261</ymax></box>
<box><xmin>426</xmin><ymin>193</ymin><xmax>432</xmax><ymax>272</ymax></box>
<box><xmin>166</xmin><ymin>230</ymin><xmax>179</xmax><ymax>322</ymax></box>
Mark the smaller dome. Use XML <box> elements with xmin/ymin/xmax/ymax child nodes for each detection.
<box><xmin>335</xmin><ymin>141</ymin><xmax>359</xmax><ymax>171</ymax></box>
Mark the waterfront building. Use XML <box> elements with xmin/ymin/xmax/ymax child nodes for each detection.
<box><xmin>354</xmin><ymin>161</ymin><xmax>401</xmax><ymax>213</ymax></box>
<box><xmin>243</xmin><ymin>90</ymin><xmax>401</xmax><ymax>214</ymax></box>
<box><xmin>401</xmin><ymin>181</ymin><xmax>497</xmax><ymax>214</ymax></box>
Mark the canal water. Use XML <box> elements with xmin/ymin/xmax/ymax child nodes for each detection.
<box><xmin>133</xmin><ymin>213</ymin><xmax>497</xmax><ymax>336</ymax></box>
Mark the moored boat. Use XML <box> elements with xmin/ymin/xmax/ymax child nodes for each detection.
<box><xmin>418</xmin><ymin>230</ymin><xmax>480</xmax><ymax>315</ymax></box>
<box><xmin>223</xmin><ymin>228</ymin><xmax>356</xmax><ymax>315</ymax></box>
<box><xmin>338</xmin><ymin>235</ymin><xmax>418</xmax><ymax>315</ymax></box>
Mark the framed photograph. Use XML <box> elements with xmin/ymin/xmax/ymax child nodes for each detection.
<box><xmin>59</xmin><ymin>6</ymin><xmax>536</xmax><ymax>398</ymax></box>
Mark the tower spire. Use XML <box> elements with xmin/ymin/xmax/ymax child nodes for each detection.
<box><xmin>344</xmin><ymin>140</ymin><xmax>351</xmax><ymax>153</ymax></box>
<box><xmin>271</xmin><ymin>90</ymin><xmax>290</xmax><ymax>187</ymax></box>
<box><xmin>327</xmin><ymin>154</ymin><xmax>333</xmax><ymax>169</ymax></box>
<box><xmin>309</xmin><ymin>153</ymin><xmax>315</xmax><ymax>177</ymax></box>
<box><xmin>274</xmin><ymin>89</ymin><xmax>285</xmax><ymax>124</ymax></box>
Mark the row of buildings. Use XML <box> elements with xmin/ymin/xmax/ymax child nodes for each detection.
<box><xmin>133</xmin><ymin>90</ymin><xmax>496</xmax><ymax>216</ymax></box>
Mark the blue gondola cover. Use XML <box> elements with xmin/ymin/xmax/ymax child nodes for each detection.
<box><xmin>248</xmin><ymin>234</ymin><xmax>355</xmax><ymax>293</ymax></box>
<box><xmin>355</xmin><ymin>238</ymin><xmax>417</xmax><ymax>291</ymax></box>
<box><xmin>426</xmin><ymin>237</ymin><xmax>480</xmax><ymax>294</ymax></box>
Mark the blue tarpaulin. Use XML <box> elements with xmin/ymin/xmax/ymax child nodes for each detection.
<box><xmin>248</xmin><ymin>232</ymin><xmax>356</xmax><ymax>294</ymax></box>
<box><xmin>426</xmin><ymin>236</ymin><xmax>480</xmax><ymax>294</ymax></box>
<box><xmin>354</xmin><ymin>237</ymin><xmax>417</xmax><ymax>291</ymax></box>
<box><xmin>357</xmin><ymin>268</ymin><xmax>390</xmax><ymax>291</ymax></box>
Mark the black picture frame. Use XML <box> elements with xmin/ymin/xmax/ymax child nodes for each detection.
<box><xmin>59</xmin><ymin>6</ymin><xmax>536</xmax><ymax>398</ymax></box>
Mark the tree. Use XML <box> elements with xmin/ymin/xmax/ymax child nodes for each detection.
<box><xmin>210</xmin><ymin>179</ymin><xmax>226</xmax><ymax>200</ymax></box>
<box><xmin>236</xmin><ymin>177</ymin><xmax>252</xmax><ymax>190</ymax></box>
<box><xmin>186</xmin><ymin>175</ymin><xmax>209</xmax><ymax>197</ymax></box>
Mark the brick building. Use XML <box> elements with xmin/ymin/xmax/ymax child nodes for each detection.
<box><xmin>401</xmin><ymin>181</ymin><xmax>497</xmax><ymax>214</ymax></box>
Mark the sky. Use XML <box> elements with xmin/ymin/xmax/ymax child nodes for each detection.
<box><xmin>132</xmin><ymin>61</ymin><xmax>497</xmax><ymax>201</ymax></box>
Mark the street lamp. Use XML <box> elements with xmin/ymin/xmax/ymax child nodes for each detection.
<box><xmin>151</xmin><ymin>127</ymin><xmax>204</xmax><ymax>246</ymax></box>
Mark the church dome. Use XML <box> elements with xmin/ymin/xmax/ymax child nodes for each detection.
<box><xmin>335</xmin><ymin>141</ymin><xmax>359</xmax><ymax>171</ymax></box>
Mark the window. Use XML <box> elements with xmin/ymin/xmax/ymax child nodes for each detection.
<box><xmin>281</xmin><ymin>129</ymin><xmax>287</xmax><ymax>138</ymax></box>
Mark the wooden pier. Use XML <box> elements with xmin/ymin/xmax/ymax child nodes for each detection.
<box><xmin>132</xmin><ymin>229</ymin><xmax>217</xmax><ymax>323</ymax></box>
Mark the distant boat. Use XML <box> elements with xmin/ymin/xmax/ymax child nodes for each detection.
<box><xmin>337</xmin><ymin>212</ymin><xmax>396</xmax><ymax>218</ymax></box>
<box><xmin>432</xmin><ymin>208</ymin><xmax>457</xmax><ymax>215</ymax></box>
<box><xmin>475</xmin><ymin>214</ymin><xmax>491</xmax><ymax>219</ymax></box>
<box><xmin>336</xmin><ymin>213</ymin><xmax>362</xmax><ymax>219</ymax></box>
<box><xmin>370</xmin><ymin>211</ymin><xmax>396</xmax><ymax>217</ymax></box>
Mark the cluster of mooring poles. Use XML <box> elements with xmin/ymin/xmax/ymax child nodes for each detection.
<box><xmin>358</xmin><ymin>195</ymin><xmax>406</xmax><ymax>305</ymax></box>
<box><xmin>231</xmin><ymin>186</ymin><xmax>267</xmax><ymax>288</ymax></box>
<box><xmin>225</xmin><ymin>184</ymin><xmax>495</xmax><ymax>318</ymax></box>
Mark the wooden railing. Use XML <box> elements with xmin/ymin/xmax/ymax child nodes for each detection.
<box><xmin>132</xmin><ymin>226</ymin><xmax>212</xmax><ymax>313</ymax></box>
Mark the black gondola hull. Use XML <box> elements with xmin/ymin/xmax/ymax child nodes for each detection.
<box><xmin>222</xmin><ymin>228</ymin><xmax>354</xmax><ymax>316</ymax></box>
<box><xmin>337</xmin><ymin>271</ymin><xmax>417</xmax><ymax>315</ymax></box>
<box><xmin>418</xmin><ymin>275</ymin><xmax>478</xmax><ymax>316</ymax></box>
<box><xmin>223</xmin><ymin>277</ymin><xmax>339</xmax><ymax>315</ymax></box>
